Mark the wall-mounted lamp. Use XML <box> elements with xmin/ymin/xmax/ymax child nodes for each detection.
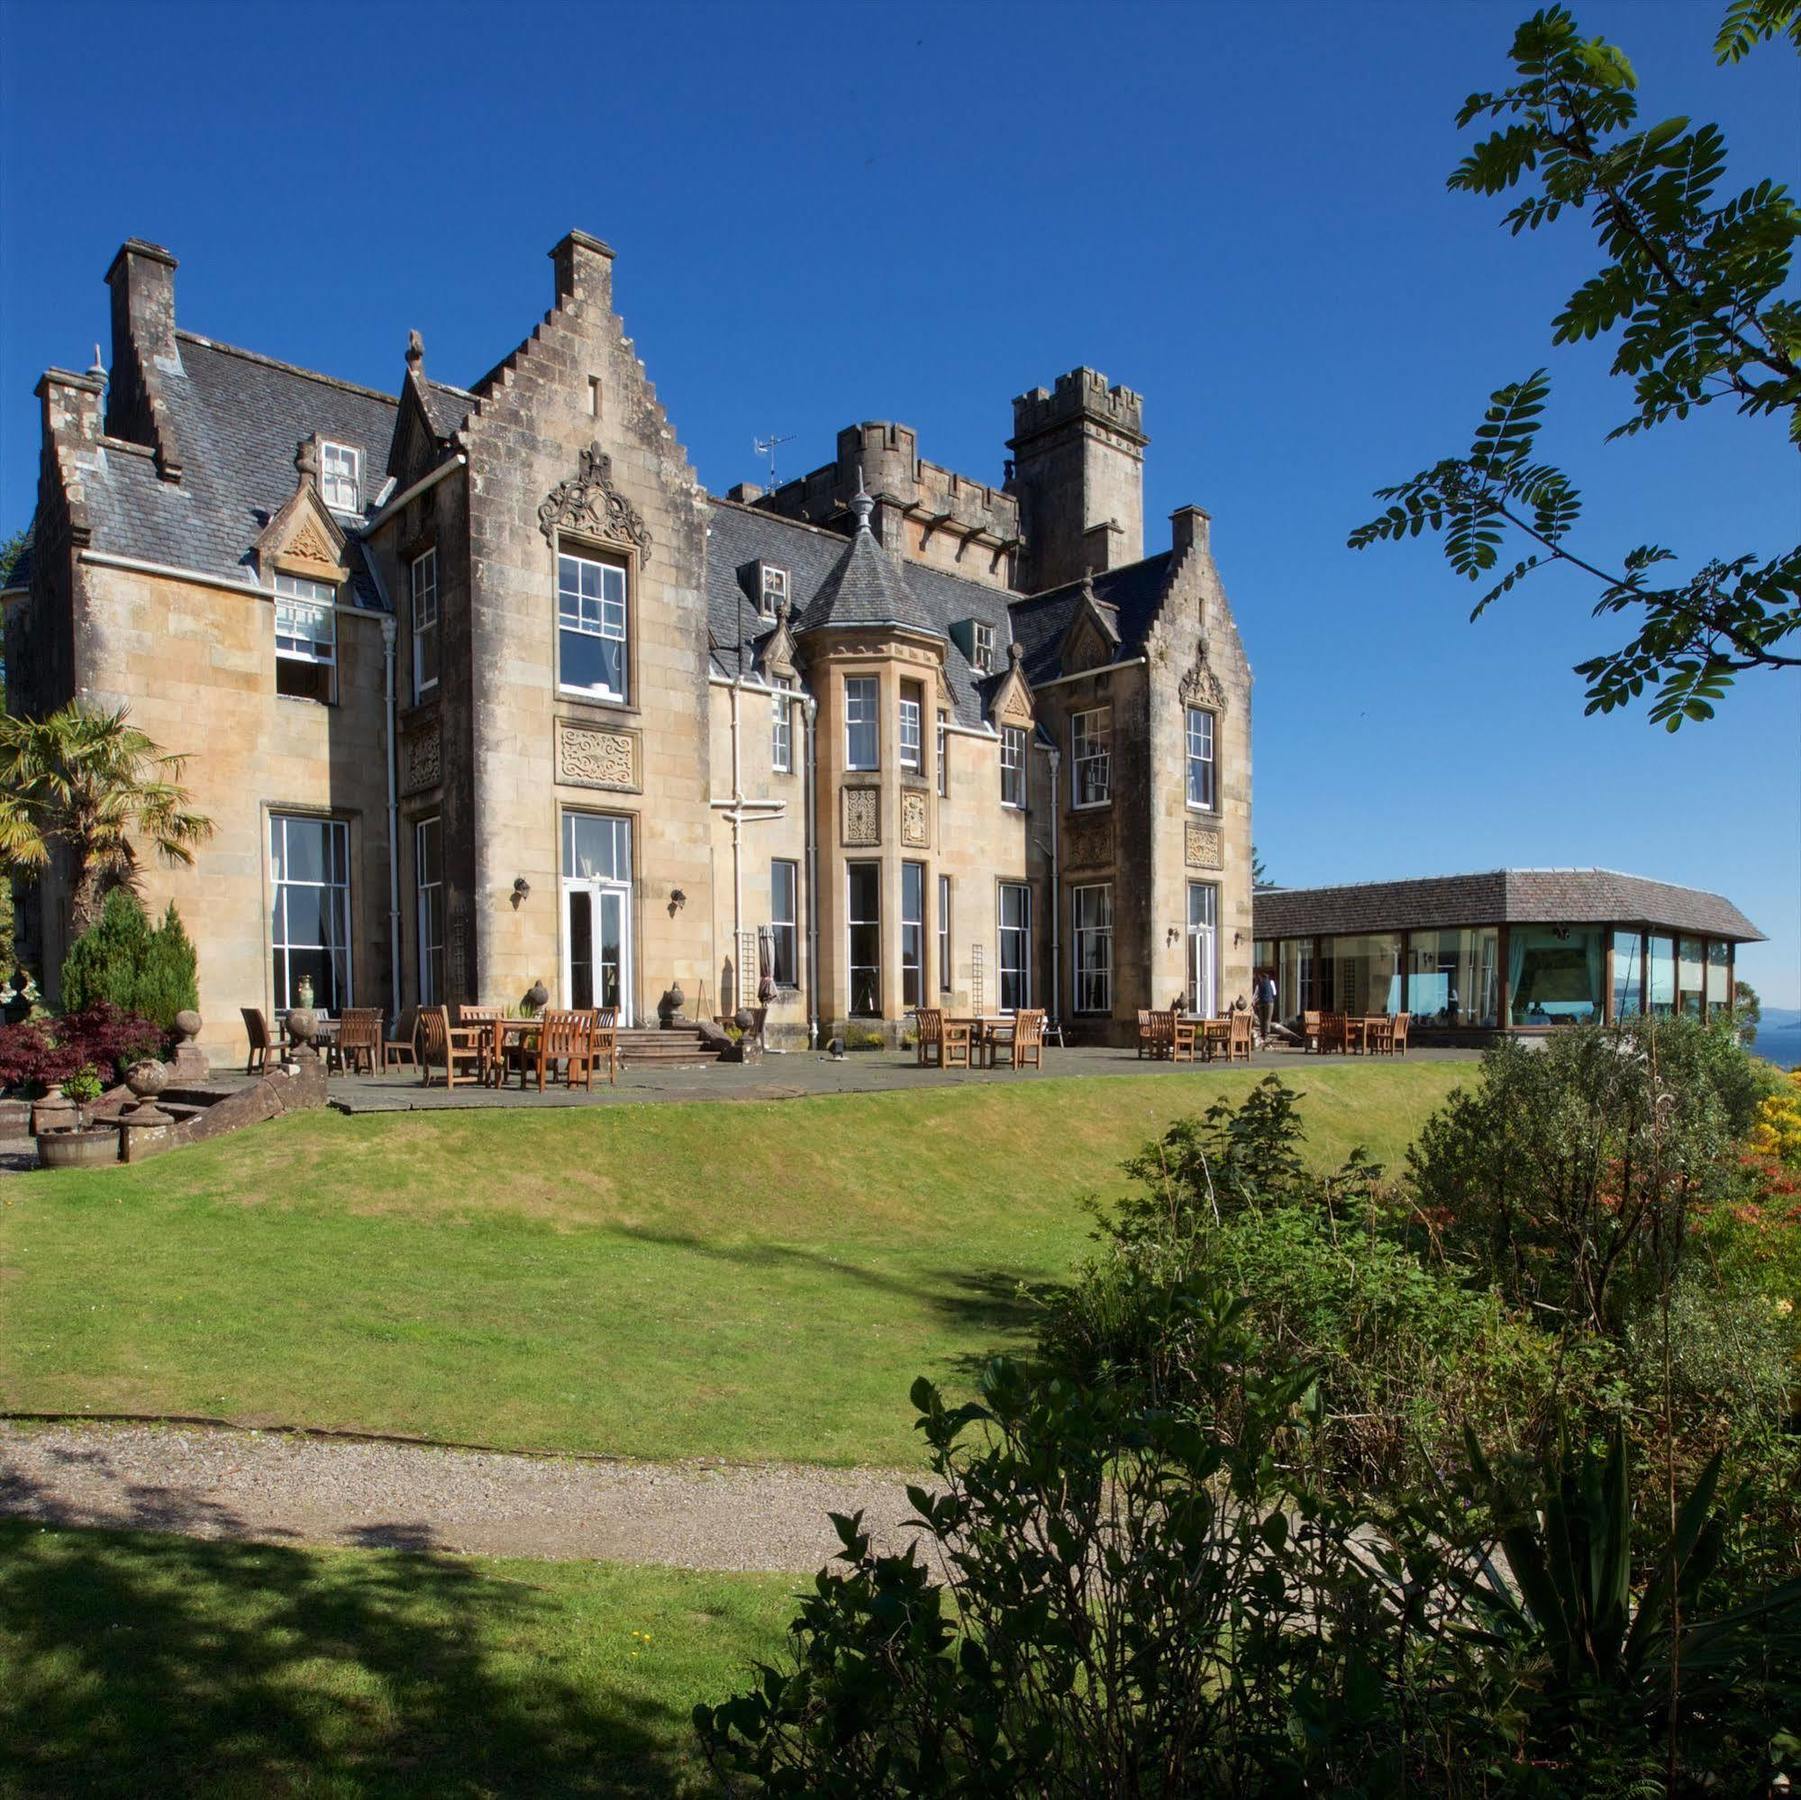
<box><xmin>1166</xmin><ymin>925</ymin><xmax>1180</xmax><ymax>947</ymax></box>
<box><xmin>511</xmin><ymin>877</ymin><xmax>531</xmax><ymax>910</ymax></box>
<box><xmin>668</xmin><ymin>887</ymin><xmax>688</xmax><ymax>918</ymax></box>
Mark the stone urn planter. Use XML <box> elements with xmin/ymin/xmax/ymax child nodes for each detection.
<box><xmin>658</xmin><ymin>983</ymin><xmax>686</xmax><ymax>1028</ymax></box>
<box><xmin>170</xmin><ymin>1009</ymin><xmax>208</xmax><ymax>1079</ymax></box>
<box><xmin>29</xmin><ymin>1094</ymin><xmax>79</xmax><ymax>1137</ymax></box>
<box><xmin>34</xmin><ymin>1125</ymin><xmax>120</xmax><ymax>1169</ymax></box>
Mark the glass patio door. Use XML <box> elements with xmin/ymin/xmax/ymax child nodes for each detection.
<box><xmin>561</xmin><ymin>812</ymin><xmax>633</xmax><ymax>1022</ymax></box>
<box><xmin>1188</xmin><ymin>882</ymin><xmax>1218</xmax><ymax>1016</ymax></box>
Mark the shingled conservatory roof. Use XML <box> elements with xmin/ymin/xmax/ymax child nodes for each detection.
<box><xmin>1254</xmin><ymin>870</ymin><xmax>1764</xmax><ymax>943</ymax></box>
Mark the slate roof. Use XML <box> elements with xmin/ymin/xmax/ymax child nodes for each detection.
<box><xmin>75</xmin><ymin>331</ymin><xmax>397</xmax><ymax>607</ymax></box>
<box><xmin>418</xmin><ymin>377</ymin><xmax>473</xmax><ymax>440</ymax></box>
<box><xmin>796</xmin><ymin>516</ymin><xmax>943</xmax><ymax>639</ymax></box>
<box><xmin>705</xmin><ymin>498</ymin><xmax>1014</xmax><ymax>727</ymax></box>
<box><xmin>1253</xmin><ymin>870</ymin><xmax>1765</xmax><ymax>943</ymax></box>
<box><xmin>1006</xmin><ymin>554</ymin><xmax>1174</xmax><ymax>686</ymax></box>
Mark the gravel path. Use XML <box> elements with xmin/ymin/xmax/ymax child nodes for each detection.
<box><xmin>0</xmin><ymin>1420</ymin><xmax>931</xmax><ymax>1574</ymax></box>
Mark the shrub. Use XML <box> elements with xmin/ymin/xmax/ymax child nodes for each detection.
<box><xmin>59</xmin><ymin>1064</ymin><xmax>102</xmax><ymax>1106</ymax></box>
<box><xmin>59</xmin><ymin>890</ymin><xmax>199</xmax><ymax>1030</ymax></box>
<box><xmin>0</xmin><ymin>1003</ymin><xmax>163</xmax><ymax>1096</ymax></box>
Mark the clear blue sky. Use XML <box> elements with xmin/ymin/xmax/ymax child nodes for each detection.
<box><xmin>2</xmin><ymin>0</ymin><xmax>1796</xmax><ymax>1004</ymax></box>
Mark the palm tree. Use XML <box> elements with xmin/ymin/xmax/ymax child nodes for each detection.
<box><xmin>0</xmin><ymin>701</ymin><xmax>214</xmax><ymax>936</ymax></box>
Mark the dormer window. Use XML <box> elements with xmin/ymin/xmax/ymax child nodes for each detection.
<box><xmin>759</xmin><ymin>563</ymin><xmax>789</xmax><ymax>618</ymax></box>
<box><xmin>273</xmin><ymin>572</ymin><xmax>336</xmax><ymax>704</ymax></box>
<box><xmin>319</xmin><ymin>443</ymin><xmax>360</xmax><ymax>513</ymax></box>
<box><xmin>971</xmin><ymin>620</ymin><xmax>995</xmax><ymax>674</ymax></box>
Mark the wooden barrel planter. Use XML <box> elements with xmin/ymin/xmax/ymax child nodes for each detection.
<box><xmin>33</xmin><ymin>1126</ymin><xmax>120</xmax><ymax>1170</ymax></box>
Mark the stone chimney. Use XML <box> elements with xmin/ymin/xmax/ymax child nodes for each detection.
<box><xmin>1170</xmin><ymin>504</ymin><xmax>1211</xmax><ymax>559</ymax></box>
<box><xmin>1006</xmin><ymin>367</ymin><xmax>1146</xmax><ymax>592</ymax></box>
<box><xmin>550</xmin><ymin>229</ymin><xmax>615</xmax><ymax>312</ymax></box>
<box><xmin>104</xmin><ymin>238</ymin><xmax>182</xmax><ymax>480</ymax></box>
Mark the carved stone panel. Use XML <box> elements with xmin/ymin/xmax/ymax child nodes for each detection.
<box><xmin>1185</xmin><ymin>821</ymin><xmax>1223</xmax><ymax>869</ymax></box>
<box><xmin>557</xmin><ymin>720</ymin><xmax>639</xmax><ymax>792</ymax></box>
<box><xmin>401</xmin><ymin>721</ymin><xmax>441</xmax><ymax>794</ymax></box>
<box><xmin>900</xmin><ymin>789</ymin><xmax>929</xmax><ymax>848</ymax></box>
<box><xmin>1063</xmin><ymin>813</ymin><xmax>1114</xmax><ymax>870</ymax></box>
<box><xmin>538</xmin><ymin>442</ymin><xmax>654</xmax><ymax>563</ymax></box>
<box><xmin>842</xmin><ymin>786</ymin><xmax>880</xmax><ymax>847</ymax></box>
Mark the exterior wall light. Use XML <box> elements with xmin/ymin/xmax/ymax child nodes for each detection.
<box><xmin>511</xmin><ymin>877</ymin><xmax>531</xmax><ymax>909</ymax></box>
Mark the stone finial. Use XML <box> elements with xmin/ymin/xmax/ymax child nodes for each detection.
<box><xmin>295</xmin><ymin>437</ymin><xmax>318</xmax><ymax>480</ymax></box>
<box><xmin>1079</xmin><ymin>572</ymin><xmax>1097</xmax><ymax>604</ymax></box>
<box><xmin>776</xmin><ymin>598</ymin><xmax>792</xmax><ymax>628</ymax></box>
<box><xmin>1009</xmin><ymin>640</ymin><xmax>1024</xmax><ymax>669</ymax></box>
<box><xmin>89</xmin><ymin>343</ymin><xmax>106</xmax><ymax>381</ymax></box>
<box><xmin>850</xmin><ymin>467</ymin><xmax>874</xmax><ymax>536</ymax></box>
<box><xmin>406</xmin><ymin>329</ymin><xmax>424</xmax><ymax>374</ymax></box>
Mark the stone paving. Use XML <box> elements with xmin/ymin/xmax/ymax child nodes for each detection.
<box><xmin>318</xmin><ymin>1041</ymin><xmax>1480</xmax><ymax>1113</ymax></box>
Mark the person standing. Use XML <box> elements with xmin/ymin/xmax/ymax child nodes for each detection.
<box><xmin>1254</xmin><ymin>968</ymin><xmax>1277</xmax><ymax>1043</ymax></box>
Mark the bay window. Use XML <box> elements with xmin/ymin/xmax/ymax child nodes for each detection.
<box><xmin>848</xmin><ymin>862</ymin><xmax>881</xmax><ymax>1015</ymax></box>
<box><xmin>845</xmin><ymin>677</ymin><xmax>878</xmax><ymax>770</ymax></box>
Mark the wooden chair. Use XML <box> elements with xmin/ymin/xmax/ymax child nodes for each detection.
<box><xmin>591</xmin><ymin>1007</ymin><xmax>620</xmax><ymax>1086</ymax></box>
<box><xmin>1229</xmin><ymin>1010</ymin><xmax>1254</xmax><ymax>1063</ymax></box>
<box><xmin>457</xmin><ymin>1006</ymin><xmax>504</xmax><ymax>1082</ymax></box>
<box><xmin>419</xmin><ymin>1006</ymin><xmax>483</xmax><ymax>1088</ymax></box>
<box><xmin>1317</xmin><ymin>1013</ymin><xmax>1347</xmax><ymax>1055</ymax></box>
<box><xmin>242</xmin><ymin>1007</ymin><xmax>274</xmax><ymax>1075</ymax></box>
<box><xmin>535</xmin><ymin>1009</ymin><xmax>597</xmax><ymax>1092</ymax></box>
<box><xmin>335</xmin><ymin>1007</ymin><xmax>383</xmax><ymax>1075</ymax></box>
<box><xmin>915</xmin><ymin>1008</ymin><xmax>945</xmax><ymax>1068</ymax></box>
<box><xmin>942</xmin><ymin>1017</ymin><xmax>973</xmax><ymax>1069</ymax></box>
<box><xmin>1301</xmin><ymin>1010</ymin><xmax>1322</xmax><ymax>1054</ymax></box>
<box><xmin>1004</xmin><ymin>1008</ymin><xmax>1046</xmax><ymax>1070</ymax></box>
<box><xmin>382</xmin><ymin>1006</ymin><xmax>420</xmax><ymax>1073</ymax></box>
<box><xmin>1170</xmin><ymin>1015</ymin><xmax>1198</xmax><ymax>1063</ymax></box>
<box><xmin>1136</xmin><ymin>1010</ymin><xmax>1155</xmax><ymax>1059</ymax></box>
<box><xmin>1146</xmin><ymin>1010</ymin><xmax>1174</xmax><ymax>1061</ymax></box>
<box><xmin>1364</xmin><ymin>1014</ymin><xmax>1393</xmax><ymax>1056</ymax></box>
<box><xmin>1389</xmin><ymin>1012</ymin><xmax>1411</xmax><ymax>1056</ymax></box>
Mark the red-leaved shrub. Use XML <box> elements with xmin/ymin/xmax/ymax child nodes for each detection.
<box><xmin>0</xmin><ymin>1005</ymin><xmax>166</xmax><ymax>1096</ymax></box>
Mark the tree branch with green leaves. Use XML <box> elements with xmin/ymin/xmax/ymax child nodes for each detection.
<box><xmin>1350</xmin><ymin>4</ymin><xmax>1799</xmax><ymax>729</ymax></box>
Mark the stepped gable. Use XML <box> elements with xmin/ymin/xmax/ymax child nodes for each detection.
<box><xmin>705</xmin><ymin>495</ymin><xmax>1015</xmax><ymax>728</ymax></box>
<box><xmin>1005</xmin><ymin>552</ymin><xmax>1174</xmax><ymax>686</ymax></box>
<box><xmin>77</xmin><ymin>330</ymin><xmax>395</xmax><ymax>608</ymax></box>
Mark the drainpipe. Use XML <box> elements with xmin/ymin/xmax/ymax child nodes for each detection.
<box><xmin>1046</xmin><ymin>744</ymin><xmax>1062</xmax><ymax>1029</ymax></box>
<box><xmin>727</xmin><ymin>675</ymin><xmax>746</xmax><ymax>1012</ymax></box>
<box><xmin>380</xmin><ymin>618</ymin><xmax>402</xmax><ymax>1030</ymax></box>
<box><xmin>803</xmin><ymin>691</ymin><xmax>820</xmax><ymax>1049</ymax></box>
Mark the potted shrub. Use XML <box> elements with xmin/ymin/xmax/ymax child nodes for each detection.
<box><xmin>33</xmin><ymin>1064</ymin><xmax>120</xmax><ymax>1169</ymax></box>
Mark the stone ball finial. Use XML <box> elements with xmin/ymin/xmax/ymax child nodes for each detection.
<box><xmin>173</xmin><ymin>1009</ymin><xmax>202</xmax><ymax>1043</ymax></box>
<box><xmin>1008</xmin><ymin>640</ymin><xmax>1024</xmax><ymax>667</ymax></box>
<box><xmin>126</xmin><ymin>1059</ymin><xmax>169</xmax><ymax>1102</ymax></box>
<box><xmin>406</xmin><ymin>328</ymin><xmax>425</xmax><ymax>372</ymax></box>
<box><xmin>285</xmin><ymin>1006</ymin><xmax>320</xmax><ymax>1048</ymax></box>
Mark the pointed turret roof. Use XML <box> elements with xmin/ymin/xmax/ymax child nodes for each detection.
<box><xmin>793</xmin><ymin>474</ymin><xmax>943</xmax><ymax>639</ymax></box>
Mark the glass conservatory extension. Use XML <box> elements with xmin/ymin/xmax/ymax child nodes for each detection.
<box><xmin>1251</xmin><ymin>870</ymin><xmax>1762</xmax><ymax>1040</ymax></box>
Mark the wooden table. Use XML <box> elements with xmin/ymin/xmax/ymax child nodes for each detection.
<box><xmin>948</xmin><ymin>1016</ymin><xmax>1010</xmax><ymax>1068</ymax></box>
<box><xmin>486</xmin><ymin>1018</ymin><xmax>542</xmax><ymax>1087</ymax></box>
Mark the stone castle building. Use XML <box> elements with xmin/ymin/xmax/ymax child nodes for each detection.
<box><xmin>5</xmin><ymin>233</ymin><xmax>1253</xmax><ymax>1057</ymax></box>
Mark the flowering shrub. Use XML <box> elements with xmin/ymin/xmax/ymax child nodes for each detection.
<box><xmin>1748</xmin><ymin>1068</ymin><xmax>1801</xmax><ymax>1168</ymax></box>
<box><xmin>0</xmin><ymin>1004</ymin><xmax>165</xmax><ymax>1096</ymax></box>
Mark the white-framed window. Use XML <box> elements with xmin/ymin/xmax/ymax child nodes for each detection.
<box><xmin>902</xmin><ymin>860</ymin><xmax>926</xmax><ymax>1008</ymax></box>
<box><xmin>1074</xmin><ymin>884</ymin><xmax>1113</xmax><ymax>1015</ymax></box>
<box><xmin>410</xmin><ymin>548</ymin><xmax>439</xmax><ymax>699</ymax></box>
<box><xmin>319</xmin><ymin>442</ymin><xmax>360</xmax><ymax>513</ymax></box>
<box><xmin>845</xmin><ymin>675</ymin><xmax>878</xmax><ymax>770</ymax></box>
<box><xmin>771</xmin><ymin>678</ymin><xmax>793</xmax><ymax>773</ymax></box>
<box><xmin>759</xmin><ymin>564</ymin><xmax>788</xmax><ymax>618</ymax></box>
<box><xmin>415</xmin><ymin>816</ymin><xmax>444</xmax><ymax>1005</ymax></box>
<box><xmin>971</xmin><ymin>620</ymin><xmax>995</xmax><ymax>674</ymax></box>
<box><xmin>1000</xmin><ymin>724</ymin><xmax>1026</xmax><ymax>809</ymax></box>
<box><xmin>938</xmin><ymin>873</ymin><xmax>952</xmax><ymax>994</ymax></box>
<box><xmin>1188</xmin><ymin>881</ymin><xmax>1219</xmax><ymax>1016</ymax></box>
<box><xmin>998</xmin><ymin>882</ymin><xmax>1031</xmax><ymax>1012</ymax></box>
<box><xmin>1186</xmin><ymin>707</ymin><xmax>1216</xmax><ymax>810</ymax></box>
<box><xmin>848</xmin><ymin>862</ymin><xmax>881</xmax><ymax>1016</ymax></box>
<box><xmin>557</xmin><ymin>550</ymin><xmax>629</xmax><ymax>702</ymax></box>
<box><xmin>273</xmin><ymin>572</ymin><xmax>336</xmax><ymax>704</ymax></box>
<box><xmin>1072</xmin><ymin>707</ymin><xmax>1111</xmax><ymax>808</ymax></box>
<box><xmin>771</xmin><ymin>858</ymin><xmax>798</xmax><ymax>987</ymax></box>
<box><xmin>899</xmin><ymin>680</ymin><xmax>923</xmax><ymax>773</ymax></box>
<box><xmin>269</xmin><ymin>812</ymin><xmax>351</xmax><ymax>1013</ymax></box>
<box><xmin>936</xmin><ymin>710</ymin><xmax>949</xmax><ymax>798</ymax></box>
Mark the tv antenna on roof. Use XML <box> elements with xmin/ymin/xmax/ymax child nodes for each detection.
<box><xmin>753</xmin><ymin>433</ymin><xmax>795</xmax><ymax>488</ymax></box>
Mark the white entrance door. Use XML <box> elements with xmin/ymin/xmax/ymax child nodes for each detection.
<box><xmin>1188</xmin><ymin>881</ymin><xmax>1218</xmax><ymax>1016</ymax></box>
<box><xmin>561</xmin><ymin>812</ymin><xmax>633</xmax><ymax>1022</ymax></box>
<box><xmin>564</xmin><ymin>882</ymin><xmax>632</xmax><ymax>1020</ymax></box>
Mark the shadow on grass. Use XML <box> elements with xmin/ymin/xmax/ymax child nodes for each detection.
<box><xmin>0</xmin><ymin>1517</ymin><xmax>685</xmax><ymax>1797</ymax></box>
<box><xmin>612</xmin><ymin>1225</ymin><xmax>1065</xmax><ymax>1375</ymax></box>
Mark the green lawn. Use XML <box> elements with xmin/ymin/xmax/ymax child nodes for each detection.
<box><xmin>0</xmin><ymin>1519</ymin><xmax>791</xmax><ymax>1798</ymax></box>
<box><xmin>0</xmin><ymin>1066</ymin><xmax>1465</xmax><ymax>1465</ymax></box>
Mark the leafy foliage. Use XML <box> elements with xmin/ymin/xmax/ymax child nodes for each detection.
<box><xmin>1350</xmin><ymin>5</ymin><xmax>1801</xmax><ymax>727</ymax></box>
<box><xmin>60</xmin><ymin>890</ymin><xmax>199</xmax><ymax>1030</ymax></box>
<box><xmin>0</xmin><ymin>1003</ymin><xmax>163</xmax><ymax>1096</ymax></box>
<box><xmin>0</xmin><ymin>700</ymin><xmax>213</xmax><ymax>935</ymax></box>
